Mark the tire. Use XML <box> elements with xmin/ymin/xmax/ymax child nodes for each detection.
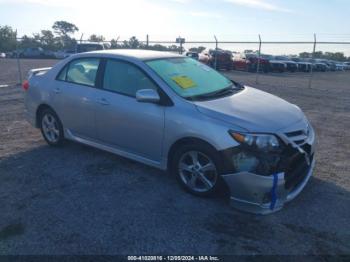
<box><xmin>170</xmin><ymin>143</ymin><xmax>223</xmax><ymax>197</ymax></box>
<box><xmin>39</xmin><ymin>108</ymin><xmax>64</xmax><ymax>146</ymax></box>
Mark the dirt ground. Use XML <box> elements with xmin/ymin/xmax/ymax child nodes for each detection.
<box><xmin>0</xmin><ymin>58</ymin><xmax>349</xmax><ymax>256</ymax></box>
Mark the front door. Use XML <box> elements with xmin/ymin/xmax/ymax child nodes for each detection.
<box><xmin>94</xmin><ymin>59</ymin><xmax>165</xmax><ymax>163</ymax></box>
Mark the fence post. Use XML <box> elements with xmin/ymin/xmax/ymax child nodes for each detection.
<box><xmin>146</xmin><ymin>34</ymin><xmax>149</xmax><ymax>47</ymax></box>
<box><xmin>15</xmin><ymin>30</ymin><xmax>22</xmax><ymax>85</ymax></box>
<box><xmin>308</xmin><ymin>33</ymin><xmax>317</xmax><ymax>88</ymax></box>
<box><xmin>116</xmin><ymin>36</ymin><xmax>120</xmax><ymax>48</ymax></box>
<box><xmin>76</xmin><ymin>33</ymin><xmax>84</xmax><ymax>53</ymax></box>
<box><xmin>255</xmin><ymin>34</ymin><xmax>262</xmax><ymax>84</ymax></box>
<box><xmin>214</xmin><ymin>35</ymin><xmax>218</xmax><ymax>70</ymax></box>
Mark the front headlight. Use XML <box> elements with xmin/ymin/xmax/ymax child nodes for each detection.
<box><xmin>229</xmin><ymin>131</ymin><xmax>280</xmax><ymax>151</ymax></box>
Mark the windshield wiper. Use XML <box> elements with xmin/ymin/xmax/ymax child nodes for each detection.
<box><xmin>188</xmin><ymin>84</ymin><xmax>241</xmax><ymax>101</ymax></box>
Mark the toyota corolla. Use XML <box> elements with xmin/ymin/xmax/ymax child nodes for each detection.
<box><xmin>23</xmin><ymin>50</ymin><xmax>316</xmax><ymax>214</ymax></box>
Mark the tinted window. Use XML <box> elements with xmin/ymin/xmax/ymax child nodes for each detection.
<box><xmin>66</xmin><ymin>58</ymin><xmax>100</xmax><ymax>86</ymax></box>
<box><xmin>103</xmin><ymin>60</ymin><xmax>157</xmax><ymax>97</ymax></box>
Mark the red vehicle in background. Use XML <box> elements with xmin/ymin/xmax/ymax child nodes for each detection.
<box><xmin>199</xmin><ymin>49</ymin><xmax>233</xmax><ymax>70</ymax></box>
<box><xmin>233</xmin><ymin>53</ymin><xmax>270</xmax><ymax>73</ymax></box>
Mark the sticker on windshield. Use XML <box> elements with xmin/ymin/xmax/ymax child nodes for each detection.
<box><xmin>171</xmin><ymin>76</ymin><xmax>196</xmax><ymax>89</ymax></box>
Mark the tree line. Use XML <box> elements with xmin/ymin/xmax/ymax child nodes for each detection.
<box><xmin>0</xmin><ymin>21</ymin><xmax>349</xmax><ymax>61</ymax></box>
<box><xmin>0</xmin><ymin>21</ymin><xmax>185</xmax><ymax>53</ymax></box>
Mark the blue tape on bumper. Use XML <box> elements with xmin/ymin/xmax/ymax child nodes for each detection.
<box><xmin>270</xmin><ymin>173</ymin><xmax>279</xmax><ymax>210</ymax></box>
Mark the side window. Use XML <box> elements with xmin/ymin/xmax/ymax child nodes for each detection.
<box><xmin>103</xmin><ymin>60</ymin><xmax>158</xmax><ymax>97</ymax></box>
<box><xmin>57</xmin><ymin>65</ymin><xmax>67</xmax><ymax>81</ymax></box>
<box><xmin>66</xmin><ymin>58</ymin><xmax>100</xmax><ymax>86</ymax></box>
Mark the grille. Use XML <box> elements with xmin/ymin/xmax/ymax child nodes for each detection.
<box><xmin>285</xmin><ymin>130</ymin><xmax>308</xmax><ymax>146</ymax></box>
<box><xmin>284</xmin><ymin>153</ymin><xmax>313</xmax><ymax>190</ymax></box>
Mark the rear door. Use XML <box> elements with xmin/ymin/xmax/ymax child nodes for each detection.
<box><xmin>94</xmin><ymin>59</ymin><xmax>165</xmax><ymax>163</ymax></box>
<box><xmin>51</xmin><ymin>57</ymin><xmax>101</xmax><ymax>139</ymax></box>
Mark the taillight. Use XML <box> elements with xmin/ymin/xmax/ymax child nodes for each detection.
<box><xmin>22</xmin><ymin>80</ymin><xmax>29</xmax><ymax>91</ymax></box>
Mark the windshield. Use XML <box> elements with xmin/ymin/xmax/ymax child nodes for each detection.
<box><xmin>146</xmin><ymin>57</ymin><xmax>233</xmax><ymax>98</ymax></box>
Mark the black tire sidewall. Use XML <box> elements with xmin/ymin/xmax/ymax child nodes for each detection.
<box><xmin>170</xmin><ymin>143</ymin><xmax>223</xmax><ymax>197</ymax></box>
<box><xmin>40</xmin><ymin>108</ymin><xmax>64</xmax><ymax>146</ymax></box>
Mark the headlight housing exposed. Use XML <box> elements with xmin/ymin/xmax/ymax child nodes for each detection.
<box><xmin>229</xmin><ymin>131</ymin><xmax>280</xmax><ymax>152</ymax></box>
<box><xmin>228</xmin><ymin>131</ymin><xmax>282</xmax><ymax>174</ymax></box>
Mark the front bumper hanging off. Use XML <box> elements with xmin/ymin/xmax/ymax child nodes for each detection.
<box><xmin>222</xmin><ymin>157</ymin><xmax>315</xmax><ymax>215</ymax></box>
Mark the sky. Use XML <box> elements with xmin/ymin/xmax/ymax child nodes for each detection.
<box><xmin>1</xmin><ymin>0</ymin><xmax>350</xmax><ymax>55</ymax></box>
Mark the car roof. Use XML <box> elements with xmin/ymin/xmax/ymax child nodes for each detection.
<box><xmin>80</xmin><ymin>49</ymin><xmax>182</xmax><ymax>61</ymax></box>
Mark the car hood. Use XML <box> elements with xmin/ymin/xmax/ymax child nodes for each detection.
<box><xmin>194</xmin><ymin>86</ymin><xmax>305</xmax><ymax>133</ymax></box>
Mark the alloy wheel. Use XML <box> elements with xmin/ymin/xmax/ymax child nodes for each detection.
<box><xmin>178</xmin><ymin>151</ymin><xmax>218</xmax><ymax>193</ymax></box>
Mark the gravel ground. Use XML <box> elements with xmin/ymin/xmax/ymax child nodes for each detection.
<box><xmin>0</xmin><ymin>58</ymin><xmax>349</xmax><ymax>255</ymax></box>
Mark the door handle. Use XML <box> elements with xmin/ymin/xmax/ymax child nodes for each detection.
<box><xmin>54</xmin><ymin>88</ymin><xmax>61</xmax><ymax>94</ymax></box>
<box><xmin>98</xmin><ymin>98</ymin><xmax>109</xmax><ymax>105</ymax></box>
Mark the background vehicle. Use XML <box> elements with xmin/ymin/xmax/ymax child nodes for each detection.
<box><xmin>232</xmin><ymin>53</ymin><xmax>270</xmax><ymax>73</ymax></box>
<box><xmin>309</xmin><ymin>59</ymin><xmax>329</xmax><ymax>72</ymax></box>
<box><xmin>207</xmin><ymin>49</ymin><xmax>234</xmax><ymax>70</ymax></box>
<box><xmin>19</xmin><ymin>47</ymin><xmax>45</xmax><ymax>58</ymax></box>
<box><xmin>198</xmin><ymin>51</ymin><xmax>211</xmax><ymax>65</ymax></box>
<box><xmin>324</xmin><ymin>60</ymin><xmax>337</xmax><ymax>71</ymax></box>
<box><xmin>185</xmin><ymin>52</ymin><xmax>199</xmax><ymax>60</ymax></box>
<box><xmin>0</xmin><ymin>52</ymin><xmax>6</xmax><ymax>58</ymax></box>
<box><xmin>274</xmin><ymin>56</ymin><xmax>298</xmax><ymax>72</ymax></box>
<box><xmin>343</xmin><ymin>62</ymin><xmax>350</xmax><ymax>70</ymax></box>
<box><xmin>335</xmin><ymin>61</ymin><xmax>345</xmax><ymax>71</ymax></box>
<box><xmin>55</xmin><ymin>50</ymin><xmax>75</xmax><ymax>59</ymax></box>
<box><xmin>291</xmin><ymin>57</ymin><xmax>312</xmax><ymax>72</ymax></box>
<box><xmin>261</xmin><ymin>55</ymin><xmax>287</xmax><ymax>73</ymax></box>
<box><xmin>43</xmin><ymin>50</ymin><xmax>56</xmax><ymax>59</ymax></box>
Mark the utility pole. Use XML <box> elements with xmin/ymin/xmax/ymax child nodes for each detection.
<box><xmin>308</xmin><ymin>33</ymin><xmax>317</xmax><ymax>88</ymax></box>
<box><xmin>256</xmin><ymin>34</ymin><xmax>262</xmax><ymax>84</ymax></box>
<box><xmin>15</xmin><ymin>30</ymin><xmax>22</xmax><ymax>84</ymax></box>
<box><xmin>116</xmin><ymin>36</ymin><xmax>120</xmax><ymax>48</ymax></box>
<box><xmin>214</xmin><ymin>35</ymin><xmax>218</xmax><ymax>70</ymax></box>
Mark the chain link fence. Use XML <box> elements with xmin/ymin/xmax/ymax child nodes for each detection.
<box><xmin>2</xmin><ymin>35</ymin><xmax>350</xmax><ymax>88</ymax></box>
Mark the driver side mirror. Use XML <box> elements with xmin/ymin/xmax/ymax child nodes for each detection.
<box><xmin>136</xmin><ymin>89</ymin><xmax>160</xmax><ymax>103</ymax></box>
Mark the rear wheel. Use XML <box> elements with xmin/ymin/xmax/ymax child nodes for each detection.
<box><xmin>171</xmin><ymin>144</ymin><xmax>222</xmax><ymax>196</ymax></box>
<box><xmin>40</xmin><ymin>108</ymin><xmax>64</xmax><ymax>146</ymax></box>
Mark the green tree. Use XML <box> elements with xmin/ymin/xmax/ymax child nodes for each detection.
<box><xmin>39</xmin><ymin>30</ymin><xmax>56</xmax><ymax>49</ymax></box>
<box><xmin>0</xmin><ymin>25</ymin><xmax>17</xmax><ymax>52</ymax></box>
<box><xmin>19</xmin><ymin>34</ymin><xmax>40</xmax><ymax>49</ymax></box>
<box><xmin>52</xmin><ymin>21</ymin><xmax>79</xmax><ymax>37</ymax></box>
<box><xmin>110</xmin><ymin>38</ymin><xmax>121</xmax><ymax>49</ymax></box>
<box><xmin>299</xmin><ymin>52</ymin><xmax>311</xmax><ymax>58</ymax></box>
<box><xmin>128</xmin><ymin>36</ymin><xmax>140</xmax><ymax>49</ymax></box>
<box><xmin>89</xmin><ymin>34</ymin><xmax>105</xmax><ymax>42</ymax></box>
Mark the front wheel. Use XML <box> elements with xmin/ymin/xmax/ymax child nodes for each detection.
<box><xmin>40</xmin><ymin>108</ymin><xmax>64</xmax><ymax>146</ymax></box>
<box><xmin>171</xmin><ymin>144</ymin><xmax>221</xmax><ymax>196</ymax></box>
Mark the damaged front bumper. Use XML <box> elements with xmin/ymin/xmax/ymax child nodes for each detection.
<box><xmin>222</xmin><ymin>155</ymin><xmax>315</xmax><ymax>215</ymax></box>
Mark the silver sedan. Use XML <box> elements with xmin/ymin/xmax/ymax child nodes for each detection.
<box><xmin>23</xmin><ymin>50</ymin><xmax>315</xmax><ymax>214</ymax></box>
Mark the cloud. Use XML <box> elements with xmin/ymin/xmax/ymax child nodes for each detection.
<box><xmin>225</xmin><ymin>0</ymin><xmax>292</xmax><ymax>12</ymax></box>
<box><xmin>169</xmin><ymin>0</ymin><xmax>191</xmax><ymax>3</ymax></box>
<box><xmin>190</xmin><ymin>11</ymin><xmax>221</xmax><ymax>19</ymax></box>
